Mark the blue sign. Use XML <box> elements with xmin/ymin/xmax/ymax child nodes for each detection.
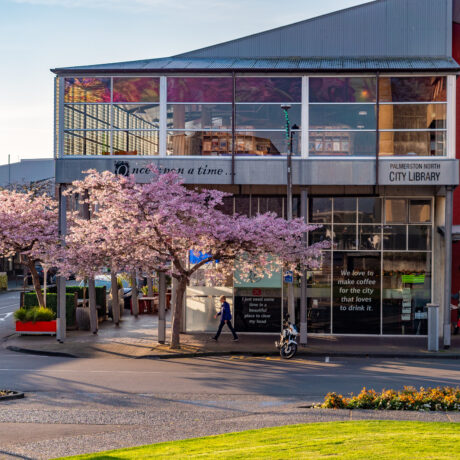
<box><xmin>284</xmin><ymin>271</ymin><xmax>293</xmax><ymax>284</ymax></box>
<box><xmin>189</xmin><ymin>250</ymin><xmax>216</xmax><ymax>265</ymax></box>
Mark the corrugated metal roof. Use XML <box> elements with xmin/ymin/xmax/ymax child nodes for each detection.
<box><xmin>52</xmin><ymin>57</ymin><xmax>459</xmax><ymax>74</ymax></box>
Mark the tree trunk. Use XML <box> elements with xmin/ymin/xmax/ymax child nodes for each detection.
<box><xmin>111</xmin><ymin>271</ymin><xmax>120</xmax><ymax>326</ymax></box>
<box><xmin>131</xmin><ymin>271</ymin><xmax>139</xmax><ymax>318</ymax></box>
<box><xmin>26</xmin><ymin>258</ymin><xmax>44</xmax><ymax>308</ymax></box>
<box><xmin>170</xmin><ymin>277</ymin><xmax>186</xmax><ymax>349</ymax></box>
<box><xmin>147</xmin><ymin>276</ymin><xmax>154</xmax><ymax>297</ymax></box>
<box><xmin>88</xmin><ymin>276</ymin><xmax>98</xmax><ymax>334</ymax></box>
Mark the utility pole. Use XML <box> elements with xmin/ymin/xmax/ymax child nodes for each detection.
<box><xmin>281</xmin><ymin>105</ymin><xmax>295</xmax><ymax>321</ymax></box>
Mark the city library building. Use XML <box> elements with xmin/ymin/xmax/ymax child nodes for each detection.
<box><xmin>53</xmin><ymin>0</ymin><xmax>460</xmax><ymax>342</ymax></box>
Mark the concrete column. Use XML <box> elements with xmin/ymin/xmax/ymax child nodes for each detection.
<box><xmin>88</xmin><ymin>277</ymin><xmax>98</xmax><ymax>334</ymax></box>
<box><xmin>443</xmin><ymin>186</ymin><xmax>454</xmax><ymax>349</ymax></box>
<box><xmin>300</xmin><ymin>188</ymin><xmax>308</xmax><ymax>345</ymax></box>
<box><xmin>111</xmin><ymin>271</ymin><xmax>120</xmax><ymax>326</ymax></box>
<box><xmin>56</xmin><ymin>184</ymin><xmax>67</xmax><ymax>343</ymax></box>
<box><xmin>427</xmin><ymin>303</ymin><xmax>439</xmax><ymax>352</ymax></box>
<box><xmin>131</xmin><ymin>271</ymin><xmax>139</xmax><ymax>317</ymax></box>
<box><xmin>158</xmin><ymin>272</ymin><xmax>166</xmax><ymax>343</ymax></box>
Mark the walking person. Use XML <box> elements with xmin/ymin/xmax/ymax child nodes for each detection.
<box><xmin>212</xmin><ymin>296</ymin><xmax>239</xmax><ymax>341</ymax></box>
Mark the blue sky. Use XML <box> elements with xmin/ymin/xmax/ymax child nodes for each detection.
<box><xmin>0</xmin><ymin>0</ymin><xmax>372</xmax><ymax>165</ymax></box>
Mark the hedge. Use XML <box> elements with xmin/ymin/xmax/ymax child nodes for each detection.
<box><xmin>47</xmin><ymin>286</ymin><xmax>107</xmax><ymax>318</ymax></box>
<box><xmin>23</xmin><ymin>292</ymin><xmax>77</xmax><ymax>328</ymax></box>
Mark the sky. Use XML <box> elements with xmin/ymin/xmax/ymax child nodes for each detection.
<box><xmin>0</xmin><ymin>0</ymin><xmax>373</xmax><ymax>166</ymax></box>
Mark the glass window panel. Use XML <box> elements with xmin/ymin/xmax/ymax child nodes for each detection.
<box><xmin>310</xmin><ymin>104</ymin><xmax>376</xmax><ymax>130</ymax></box>
<box><xmin>409</xmin><ymin>200</ymin><xmax>431</xmax><ymax>223</ymax></box>
<box><xmin>379</xmin><ymin>77</ymin><xmax>446</xmax><ymax>102</ymax></box>
<box><xmin>236</xmin><ymin>104</ymin><xmax>301</xmax><ymax>129</ymax></box>
<box><xmin>307</xmin><ymin>251</ymin><xmax>331</xmax><ymax>333</ymax></box>
<box><xmin>309</xmin><ymin>77</ymin><xmax>376</xmax><ymax>103</ymax></box>
<box><xmin>379</xmin><ymin>131</ymin><xmax>446</xmax><ymax>157</ymax></box>
<box><xmin>235</xmin><ymin>131</ymin><xmax>300</xmax><ymax>156</ymax></box>
<box><xmin>383</xmin><ymin>252</ymin><xmax>431</xmax><ymax>335</ymax></box>
<box><xmin>113</xmin><ymin>131</ymin><xmax>159</xmax><ymax>156</ymax></box>
<box><xmin>408</xmin><ymin>226</ymin><xmax>431</xmax><ymax>251</ymax></box>
<box><xmin>235</xmin><ymin>195</ymin><xmax>250</xmax><ymax>217</ymax></box>
<box><xmin>113</xmin><ymin>104</ymin><xmax>159</xmax><ymax>129</ymax></box>
<box><xmin>309</xmin><ymin>131</ymin><xmax>376</xmax><ymax>156</ymax></box>
<box><xmin>258</xmin><ymin>196</ymin><xmax>283</xmax><ymax>217</ymax></box>
<box><xmin>383</xmin><ymin>225</ymin><xmax>406</xmax><ymax>250</ymax></box>
<box><xmin>168</xmin><ymin>104</ymin><xmax>232</xmax><ymax>130</ymax></box>
<box><xmin>167</xmin><ymin>131</ymin><xmax>232</xmax><ymax>156</ymax></box>
<box><xmin>167</xmin><ymin>77</ymin><xmax>232</xmax><ymax>103</ymax></box>
<box><xmin>359</xmin><ymin>225</ymin><xmax>382</xmax><ymax>250</ymax></box>
<box><xmin>113</xmin><ymin>77</ymin><xmax>159</xmax><ymax>103</ymax></box>
<box><xmin>309</xmin><ymin>225</ymin><xmax>332</xmax><ymax>245</ymax></box>
<box><xmin>309</xmin><ymin>198</ymin><xmax>332</xmax><ymax>223</ymax></box>
<box><xmin>333</xmin><ymin>224</ymin><xmax>357</xmax><ymax>250</ymax></box>
<box><xmin>334</xmin><ymin>197</ymin><xmax>356</xmax><ymax>223</ymax></box>
<box><xmin>236</xmin><ymin>77</ymin><xmax>301</xmax><ymax>102</ymax></box>
<box><xmin>64</xmin><ymin>104</ymin><xmax>111</xmax><ymax>130</ymax></box>
<box><xmin>63</xmin><ymin>130</ymin><xmax>111</xmax><ymax>155</ymax></box>
<box><xmin>332</xmin><ymin>252</ymin><xmax>381</xmax><ymax>334</ymax></box>
<box><xmin>64</xmin><ymin>77</ymin><xmax>111</xmax><ymax>103</ymax></box>
<box><xmin>358</xmin><ymin>197</ymin><xmax>381</xmax><ymax>223</ymax></box>
<box><xmin>385</xmin><ymin>199</ymin><xmax>407</xmax><ymax>223</ymax></box>
<box><xmin>379</xmin><ymin>104</ymin><xmax>446</xmax><ymax>130</ymax></box>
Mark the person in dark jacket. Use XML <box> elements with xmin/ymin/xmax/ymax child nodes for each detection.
<box><xmin>212</xmin><ymin>296</ymin><xmax>239</xmax><ymax>341</ymax></box>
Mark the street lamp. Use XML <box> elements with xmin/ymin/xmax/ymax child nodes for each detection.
<box><xmin>281</xmin><ymin>105</ymin><xmax>295</xmax><ymax>320</ymax></box>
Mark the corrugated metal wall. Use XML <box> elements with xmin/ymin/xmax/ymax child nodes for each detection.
<box><xmin>178</xmin><ymin>0</ymin><xmax>452</xmax><ymax>59</ymax></box>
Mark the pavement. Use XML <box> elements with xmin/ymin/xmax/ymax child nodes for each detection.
<box><xmin>3</xmin><ymin>309</ymin><xmax>460</xmax><ymax>359</ymax></box>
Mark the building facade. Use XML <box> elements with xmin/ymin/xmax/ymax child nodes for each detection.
<box><xmin>52</xmin><ymin>0</ymin><xmax>460</xmax><ymax>342</ymax></box>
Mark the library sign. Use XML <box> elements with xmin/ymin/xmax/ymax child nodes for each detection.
<box><xmin>379</xmin><ymin>160</ymin><xmax>457</xmax><ymax>185</ymax></box>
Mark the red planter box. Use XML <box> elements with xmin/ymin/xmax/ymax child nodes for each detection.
<box><xmin>16</xmin><ymin>320</ymin><xmax>57</xmax><ymax>335</ymax></box>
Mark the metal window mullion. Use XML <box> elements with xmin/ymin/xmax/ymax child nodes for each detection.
<box><xmin>58</xmin><ymin>77</ymin><xmax>65</xmax><ymax>157</ymax></box>
<box><xmin>447</xmin><ymin>75</ymin><xmax>456</xmax><ymax>159</ymax></box>
<box><xmin>159</xmin><ymin>76</ymin><xmax>167</xmax><ymax>156</ymax></box>
<box><xmin>301</xmin><ymin>76</ymin><xmax>308</xmax><ymax>158</ymax></box>
<box><xmin>110</xmin><ymin>77</ymin><xmax>113</xmax><ymax>155</ymax></box>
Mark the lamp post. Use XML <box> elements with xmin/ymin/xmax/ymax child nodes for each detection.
<box><xmin>281</xmin><ymin>105</ymin><xmax>295</xmax><ymax>320</ymax></box>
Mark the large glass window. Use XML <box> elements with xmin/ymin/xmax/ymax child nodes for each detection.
<box><xmin>113</xmin><ymin>77</ymin><xmax>159</xmax><ymax>103</ymax></box>
<box><xmin>168</xmin><ymin>104</ymin><xmax>232</xmax><ymax>130</ymax></box>
<box><xmin>309</xmin><ymin>77</ymin><xmax>376</xmax><ymax>103</ymax></box>
<box><xmin>307</xmin><ymin>252</ymin><xmax>331</xmax><ymax>333</ymax></box>
<box><xmin>167</xmin><ymin>77</ymin><xmax>232</xmax><ymax>102</ymax></box>
<box><xmin>64</xmin><ymin>77</ymin><xmax>111</xmax><ymax>103</ymax></box>
<box><xmin>236</xmin><ymin>77</ymin><xmax>301</xmax><ymax>102</ymax></box>
<box><xmin>309</xmin><ymin>131</ymin><xmax>376</xmax><ymax>156</ymax></box>
<box><xmin>378</xmin><ymin>77</ymin><xmax>446</xmax><ymax>157</ymax></box>
<box><xmin>382</xmin><ymin>252</ymin><xmax>431</xmax><ymax>335</ymax></box>
<box><xmin>304</xmin><ymin>196</ymin><xmax>432</xmax><ymax>336</ymax></box>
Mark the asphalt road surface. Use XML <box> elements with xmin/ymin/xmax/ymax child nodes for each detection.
<box><xmin>0</xmin><ymin>292</ymin><xmax>19</xmax><ymax>340</ymax></box>
<box><xmin>0</xmin><ymin>352</ymin><xmax>459</xmax><ymax>459</ymax></box>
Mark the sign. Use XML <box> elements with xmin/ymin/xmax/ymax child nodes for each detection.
<box><xmin>401</xmin><ymin>274</ymin><xmax>425</xmax><ymax>284</ymax></box>
<box><xmin>284</xmin><ymin>271</ymin><xmax>293</xmax><ymax>284</ymax></box>
<box><xmin>379</xmin><ymin>160</ymin><xmax>458</xmax><ymax>185</ymax></box>
<box><xmin>189</xmin><ymin>250</ymin><xmax>216</xmax><ymax>265</ymax></box>
<box><xmin>333</xmin><ymin>255</ymin><xmax>380</xmax><ymax>334</ymax></box>
<box><xmin>234</xmin><ymin>296</ymin><xmax>281</xmax><ymax>332</ymax></box>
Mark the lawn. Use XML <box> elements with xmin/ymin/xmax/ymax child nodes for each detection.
<box><xmin>58</xmin><ymin>421</ymin><xmax>459</xmax><ymax>459</ymax></box>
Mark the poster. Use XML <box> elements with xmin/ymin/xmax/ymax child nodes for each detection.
<box><xmin>234</xmin><ymin>295</ymin><xmax>281</xmax><ymax>332</ymax></box>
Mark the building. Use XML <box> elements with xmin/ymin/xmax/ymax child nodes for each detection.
<box><xmin>52</xmin><ymin>0</ymin><xmax>460</xmax><ymax>345</ymax></box>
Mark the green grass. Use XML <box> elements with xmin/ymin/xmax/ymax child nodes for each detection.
<box><xmin>57</xmin><ymin>421</ymin><xmax>460</xmax><ymax>459</ymax></box>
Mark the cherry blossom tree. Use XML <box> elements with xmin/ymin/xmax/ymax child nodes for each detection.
<box><xmin>0</xmin><ymin>189</ymin><xmax>58</xmax><ymax>307</ymax></box>
<box><xmin>63</xmin><ymin>168</ymin><xmax>329</xmax><ymax>349</ymax></box>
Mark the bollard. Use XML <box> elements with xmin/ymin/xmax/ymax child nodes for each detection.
<box><xmin>427</xmin><ymin>303</ymin><xmax>439</xmax><ymax>352</ymax></box>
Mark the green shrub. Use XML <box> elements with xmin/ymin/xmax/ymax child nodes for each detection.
<box><xmin>23</xmin><ymin>292</ymin><xmax>76</xmax><ymax>327</ymax></box>
<box><xmin>47</xmin><ymin>285</ymin><xmax>106</xmax><ymax>314</ymax></box>
<box><xmin>15</xmin><ymin>306</ymin><xmax>55</xmax><ymax>323</ymax></box>
<box><xmin>320</xmin><ymin>386</ymin><xmax>460</xmax><ymax>411</ymax></box>
<box><xmin>13</xmin><ymin>308</ymin><xmax>28</xmax><ymax>322</ymax></box>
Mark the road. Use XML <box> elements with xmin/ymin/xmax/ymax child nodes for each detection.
<box><xmin>0</xmin><ymin>352</ymin><xmax>459</xmax><ymax>459</ymax></box>
<box><xmin>0</xmin><ymin>292</ymin><xmax>19</xmax><ymax>340</ymax></box>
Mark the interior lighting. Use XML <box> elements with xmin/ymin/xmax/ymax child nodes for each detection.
<box><xmin>358</xmin><ymin>111</ymin><xmax>368</xmax><ymax>116</ymax></box>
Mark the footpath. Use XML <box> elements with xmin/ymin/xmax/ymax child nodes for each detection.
<box><xmin>3</xmin><ymin>311</ymin><xmax>460</xmax><ymax>359</ymax></box>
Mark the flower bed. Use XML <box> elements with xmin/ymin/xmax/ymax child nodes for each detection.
<box><xmin>320</xmin><ymin>386</ymin><xmax>460</xmax><ymax>411</ymax></box>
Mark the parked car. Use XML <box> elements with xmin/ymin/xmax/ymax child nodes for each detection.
<box><xmin>79</xmin><ymin>275</ymin><xmax>132</xmax><ymax>317</ymax></box>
